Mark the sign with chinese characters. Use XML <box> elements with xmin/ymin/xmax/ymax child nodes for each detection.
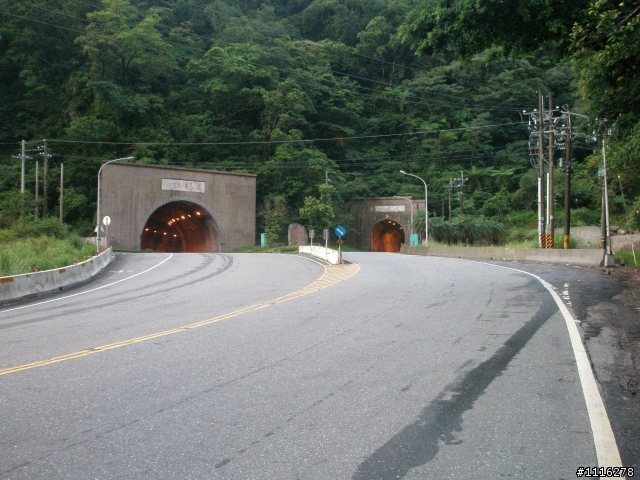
<box><xmin>161</xmin><ymin>178</ymin><xmax>205</xmax><ymax>193</ymax></box>
<box><xmin>374</xmin><ymin>205</ymin><xmax>405</xmax><ymax>212</ymax></box>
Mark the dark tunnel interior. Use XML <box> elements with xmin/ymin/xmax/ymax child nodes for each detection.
<box><xmin>370</xmin><ymin>219</ymin><xmax>405</xmax><ymax>252</ymax></box>
<box><xmin>140</xmin><ymin>201</ymin><xmax>220</xmax><ymax>253</ymax></box>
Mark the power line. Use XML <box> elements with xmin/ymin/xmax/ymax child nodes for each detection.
<box><xmin>41</xmin><ymin>121</ymin><xmax>523</xmax><ymax>146</ymax></box>
<box><xmin>3</xmin><ymin>2</ymin><xmax>527</xmax><ymax>112</ymax></box>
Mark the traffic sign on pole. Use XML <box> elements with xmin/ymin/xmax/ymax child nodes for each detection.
<box><xmin>335</xmin><ymin>225</ymin><xmax>346</xmax><ymax>238</ymax></box>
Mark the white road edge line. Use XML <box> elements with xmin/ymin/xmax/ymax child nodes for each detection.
<box><xmin>296</xmin><ymin>254</ymin><xmax>329</xmax><ymax>267</ymax></box>
<box><xmin>0</xmin><ymin>253</ymin><xmax>174</xmax><ymax>315</ymax></box>
<box><xmin>463</xmin><ymin>259</ymin><xmax>623</xmax><ymax>471</ymax></box>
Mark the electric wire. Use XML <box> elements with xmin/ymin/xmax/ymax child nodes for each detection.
<box><xmin>4</xmin><ymin>1</ymin><xmax>530</xmax><ymax>112</ymax></box>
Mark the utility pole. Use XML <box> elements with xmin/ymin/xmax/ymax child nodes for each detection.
<box><xmin>602</xmin><ymin>136</ymin><xmax>614</xmax><ymax>266</ymax></box>
<box><xmin>11</xmin><ymin>141</ymin><xmax>31</xmax><ymax>217</ymax></box>
<box><xmin>449</xmin><ymin>178</ymin><xmax>453</xmax><ymax>219</ymax></box>
<box><xmin>618</xmin><ymin>175</ymin><xmax>631</xmax><ymax>232</ymax></box>
<box><xmin>59</xmin><ymin>163</ymin><xmax>64</xmax><ymax>224</ymax></box>
<box><xmin>11</xmin><ymin>140</ymin><xmax>31</xmax><ymax>194</ymax></box>
<box><xmin>546</xmin><ymin>93</ymin><xmax>555</xmax><ymax>248</ymax></box>
<box><xmin>457</xmin><ymin>171</ymin><xmax>468</xmax><ymax>214</ymax></box>
<box><xmin>42</xmin><ymin>140</ymin><xmax>49</xmax><ymax>218</ymax></box>
<box><xmin>35</xmin><ymin>161</ymin><xmax>39</xmax><ymax>219</ymax></box>
<box><xmin>563</xmin><ymin>109</ymin><xmax>572</xmax><ymax>249</ymax></box>
<box><xmin>538</xmin><ymin>90</ymin><xmax>546</xmax><ymax>248</ymax></box>
<box><xmin>21</xmin><ymin>140</ymin><xmax>26</xmax><ymax>193</ymax></box>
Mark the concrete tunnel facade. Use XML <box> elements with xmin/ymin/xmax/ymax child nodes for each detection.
<box><xmin>100</xmin><ymin>163</ymin><xmax>255</xmax><ymax>252</ymax></box>
<box><xmin>344</xmin><ymin>197</ymin><xmax>425</xmax><ymax>251</ymax></box>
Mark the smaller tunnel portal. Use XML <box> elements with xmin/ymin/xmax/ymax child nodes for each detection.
<box><xmin>141</xmin><ymin>201</ymin><xmax>220</xmax><ymax>253</ymax></box>
<box><xmin>371</xmin><ymin>219</ymin><xmax>405</xmax><ymax>252</ymax></box>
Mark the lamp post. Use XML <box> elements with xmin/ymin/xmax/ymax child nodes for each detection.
<box><xmin>400</xmin><ymin>170</ymin><xmax>428</xmax><ymax>244</ymax></box>
<box><xmin>393</xmin><ymin>195</ymin><xmax>413</xmax><ymax>245</ymax></box>
<box><xmin>96</xmin><ymin>157</ymin><xmax>134</xmax><ymax>251</ymax></box>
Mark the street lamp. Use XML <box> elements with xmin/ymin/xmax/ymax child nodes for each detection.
<box><xmin>96</xmin><ymin>156</ymin><xmax>135</xmax><ymax>251</ymax></box>
<box><xmin>399</xmin><ymin>170</ymin><xmax>428</xmax><ymax>245</ymax></box>
<box><xmin>393</xmin><ymin>195</ymin><xmax>413</xmax><ymax>245</ymax></box>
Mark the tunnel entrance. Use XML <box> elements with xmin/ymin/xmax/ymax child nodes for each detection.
<box><xmin>140</xmin><ymin>201</ymin><xmax>220</xmax><ymax>253</ymax></box>
<box><xmin>370</xmin><ymin>219</ymin><xmax>405</xmax><ymax>252</ymax></box>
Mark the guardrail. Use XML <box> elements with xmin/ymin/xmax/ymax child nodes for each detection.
<box><xmin>299</xmin><ymin>246</ymin><xmax>342</xmax><ymax>265</ymax></box>
<box><xmin>0</xmin><ymin>247</ymin><xmax>115</xmax><ymax>303</ymax></box>
<box><xmin>400</xmin><ymin>245</ymin><xmax>605</xmax><ymax>267</ymax></box>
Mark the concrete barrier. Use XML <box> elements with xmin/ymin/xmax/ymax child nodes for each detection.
<box><xmin>299</xmin><ymin>246</ymin><xmax>342</xmax><ymax>265</ymax></box>
<box><xmin>0</xmin><ymin>247</ymin><xmax>115</xmax><ymax>303</ymax></box>
<box><xmin>400</xmin><ymin>245</ymin><xmax>605</xmax><ymax>267</ymax></box>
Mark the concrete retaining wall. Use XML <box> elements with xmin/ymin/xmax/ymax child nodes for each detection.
<box><xmin>299</xmin><ymin>246</ymin><xmax>342</xmax><ymax>265</ymax></box>
<box><xmin>0</xmin><ymin>247</ymin><xmax>115</xmax><ymax>303</ymax></box>
<box><xmin>400</xmin><ymin>245</ymin><xmax>605</xmax><ymax>267</ymax></box>
<box><xmin>611</xmin><ymin>233</ymin><xmax>640</xmax><ymax>252</ymax></box>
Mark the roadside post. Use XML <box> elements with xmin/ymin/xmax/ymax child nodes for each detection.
<box><xmin>309</xmin><ymin>229</ymin><xmax>315</xmax><ymax>246</ymax></box>
<box><xmin>335</xmin><ymin>225</ymin><xmax>346</xmax><ymax>264</ymax></box>
<box><xmin>103</xmin><ymin>216</ymin><xmax>111</xmax><ymax>247</ymax></box>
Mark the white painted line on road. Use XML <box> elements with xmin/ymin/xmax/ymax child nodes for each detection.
<box><xmin>464</xmin><ymin>260</ymin><xmax>624</xmax><ymax>473</ymax></box>
<box><xmin>0</xmin><ymin>263</ymin><xmax>360</xmax><ymax>376</ymax></box>
<box><xmin>0</xmin><ymin>254</ymin><xmax>174</xmax><ymax>315</ymax></box>
<box><xmin>296</xmin><ymin>254</ymin><xmax>329</xmax><ymax>267</ymax></box>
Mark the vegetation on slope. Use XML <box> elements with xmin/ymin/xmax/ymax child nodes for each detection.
<box><xmin>0</xmin><ymin>0</ymin><xmax>637</xmax><ymax>243</ymax></box>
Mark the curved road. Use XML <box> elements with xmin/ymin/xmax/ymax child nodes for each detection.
<box><xmin>0</xmin><ymin>252</ymin><xmax>622</xmax><ymax>479</ymax></box>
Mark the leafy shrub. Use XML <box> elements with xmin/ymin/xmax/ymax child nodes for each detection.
<box><xmin>11</xmin><ymin>217</ymin><xmax>66</xmax><ymax>239</ymax></box>
<box><xmin>0</xmin><ymin>236</ymin><xmax>96</xmax><ymax>276</ymax></box>
<box><xmin>571</xmin><ymin>208</ymin><xmax>601</xmax><ymax>226</ymax></box>
<box><xmin>421</xmin><ymin>216</ymin><xmax>506</xmax><ymax>245</ymax></box>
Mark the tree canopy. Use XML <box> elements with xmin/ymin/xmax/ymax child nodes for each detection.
<box><xmin>1</xmin><ymin>0</ymin><xmax>636</xmax><ymax>241</ymax></box>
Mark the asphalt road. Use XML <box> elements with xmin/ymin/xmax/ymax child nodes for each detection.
<box><xmin>0</xmin><ymin>252</ymin><xmax>623</xmax><ymax>479</ymax></box>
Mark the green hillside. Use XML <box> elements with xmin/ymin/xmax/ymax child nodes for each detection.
<box><xmin>1</xmin><ymin>0</ymin><xmax>637</xmax><ymax>240</ymax></box>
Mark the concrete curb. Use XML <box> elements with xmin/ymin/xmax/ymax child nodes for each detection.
<box><xmin>400</xmin><ymin>245</ymin><xmax>605</xmax><ymax>267</ymax></box>
<box><xmin>299</xmin><ymin>246</ymin><xmax>342</xmax><ymax>265</ymax></box>
<box><xmin>0</xmin><ymin>247</ymin><xmax>115</xmax><ymax>303</ymax></box>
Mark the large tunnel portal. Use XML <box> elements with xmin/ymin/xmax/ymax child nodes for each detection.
<box><xmin>140</xmin><ymin>201</ymin><xmax>220</xmax><ymax>253</ymax></box>
<box><xmin>370</xmin><ymin>219</ymin><xmax>405</xmax><ymax>252</ymax></box>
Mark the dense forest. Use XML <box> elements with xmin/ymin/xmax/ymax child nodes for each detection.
<box><xmin>0</xmin><ymin>0</ymin><xmax>638</xmax><ymax>242</ymax></box>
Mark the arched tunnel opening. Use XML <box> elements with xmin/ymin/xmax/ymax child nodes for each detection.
<box><xmin>140</xmin><ymin>201</ymin><xmax>220</xmax><ymax>253</ymax></box>
<box><xmin>370</xmin><ymin>219</ymin><xmax>405</xmax><ymax>252</ymax></box>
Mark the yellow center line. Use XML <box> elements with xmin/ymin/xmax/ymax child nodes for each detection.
<box><xmin>0</xmin><ymin>262</ymin><xmax>360</xmax><ymax>377</ymax></box>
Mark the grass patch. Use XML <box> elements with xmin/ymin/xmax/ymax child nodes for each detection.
<box><xmin>113</xmin><ymin>248</ymin><xmax>155</xmax><ymax>253</ymax></box>
<box><xmin>232</xmin><ymin>245</ymin><xmax>300</xmax><ymax>254</ymax></box>
<box><xmin>0</xmin><ymin>235</ymin><xmax>96</xmax><ymax>276</ymax></box>
<box><xmin>615</xmin><ymin>250</ymin><xmax>639</xmax><ymax>268</ymax></box>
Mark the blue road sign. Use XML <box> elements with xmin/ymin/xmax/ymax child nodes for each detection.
<box><xmin>335</xmin><ymin>225</ymin><xmax>346</xmax><ymax>238</ymax></box>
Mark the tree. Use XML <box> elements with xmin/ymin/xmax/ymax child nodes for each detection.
<box><xmin>400</xmin><ymin>0</ymin><xmax>589</xmax><ymax>58</ymax></box>
<box><xmin>261</xmin><ymin>195</ymin><xmax>287</xmax><ymax>246</ymax></box>
<box><xmin>299</xmin><ymin>184</ymin><xmax>337</xmax><ymax>230</ymax></box>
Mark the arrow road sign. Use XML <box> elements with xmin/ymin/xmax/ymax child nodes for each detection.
<box><xmin>335</xmin><ymin>225</ymin><xmax>346</xmax><ymax>238</ymax></box>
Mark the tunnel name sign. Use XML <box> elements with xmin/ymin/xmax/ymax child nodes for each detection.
<box><xmin>161</xmin><ymin>179</ymin><xmax>205</xmax><ymax>193</ymax></box>
<box><xmin>374</xmin><ymin>205</ymin><xmax>405</xmax><ymax>212</ymax></box>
